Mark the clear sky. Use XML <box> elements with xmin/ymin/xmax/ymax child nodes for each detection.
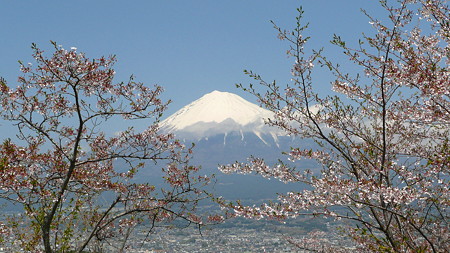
<box><xmin>1</xmin><ymin>1</ymin><xmax>385</xmax><ymax>118</ymax></box>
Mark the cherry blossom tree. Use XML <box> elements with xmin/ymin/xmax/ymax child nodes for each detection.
<box><xmin>0</xmin><ymin>42</ymin><xmax>220</xmax><ymax>252</ymax></box>
<box><xmin>220</xmin><ymin>1</ymin><xmax>449</xmax><ymax>252</ymax></box>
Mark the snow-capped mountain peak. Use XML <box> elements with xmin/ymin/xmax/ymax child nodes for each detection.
<box><xmin>160</xmin><ymin>90</ymin><xmax>283</xmax><ymax>145</ymax></box>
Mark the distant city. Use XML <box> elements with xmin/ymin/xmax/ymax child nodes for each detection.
<box><xmin>98</xmin><ymin>218</ymin><xmax>355</xmax><ymax>252</ymax></box>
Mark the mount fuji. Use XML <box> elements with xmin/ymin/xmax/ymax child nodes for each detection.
<box><xmin>160</xmin><ymin>90</ymin><xmax>284</xmax><ymax>146</ymax></box>
<box><xmin>155</xmin><ymin>90</ymin><xmax>317</xmax><ymax>201</ymax></box>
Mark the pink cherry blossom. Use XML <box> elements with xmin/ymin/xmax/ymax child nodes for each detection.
<box><xmin>220</xmin><ymin>1</ymin><xmax>449</xmax><ymax>252</ymax></box>
<box><xmin>0</xmin><ymin>42</ymin><xmax>221</xmax><ymax>252</ymax></box>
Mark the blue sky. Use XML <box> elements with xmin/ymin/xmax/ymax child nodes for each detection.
<box><xmin>1</xmin><ymin>1</ymin><xmax>385</xmax><ymax>117</ymax></box>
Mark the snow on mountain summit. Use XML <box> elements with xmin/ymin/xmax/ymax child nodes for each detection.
<box><xmin>160</xmin><ymin>90</ymin><xmax>283</xmax><ymax>143</ymax></box>
<box><xmin>161</xmin><ymin>90</ymin><xmax>272</xmax><ymax>130</ymax></box>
